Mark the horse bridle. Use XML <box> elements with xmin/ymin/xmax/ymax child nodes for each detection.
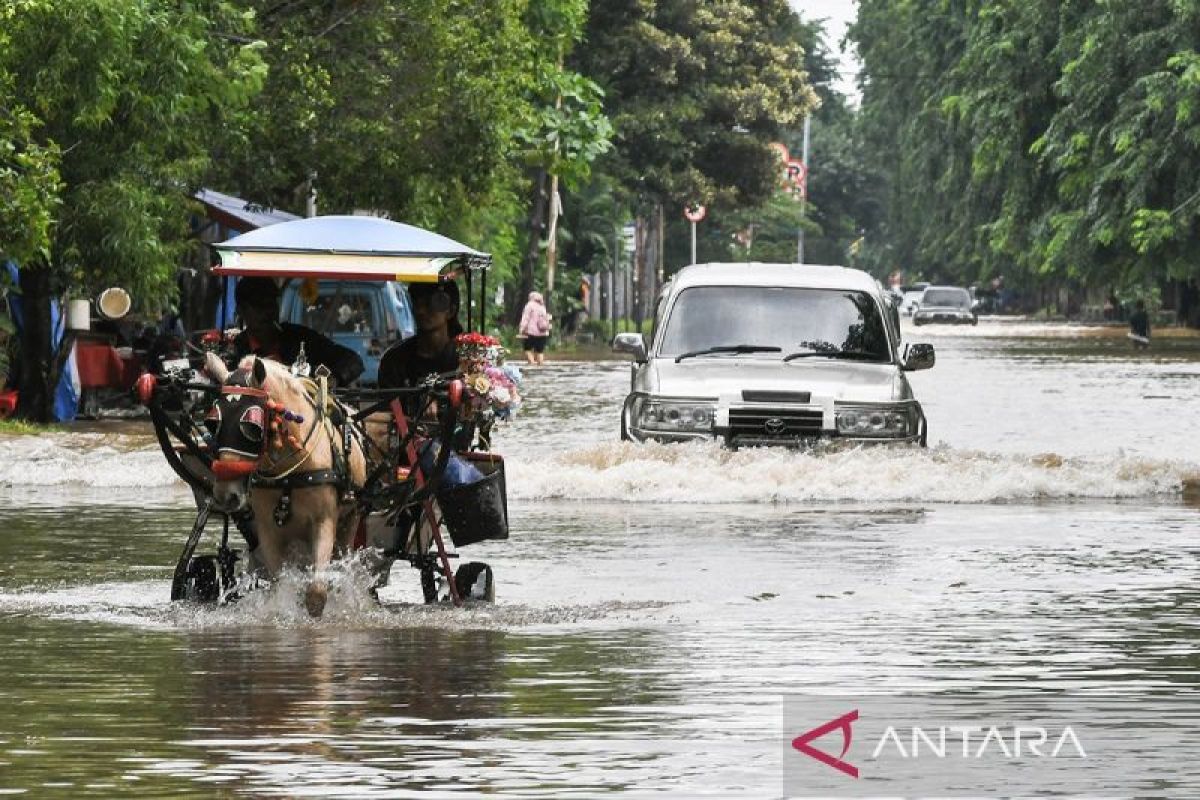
<box><xmin>207</xmin><ymin>379</ymin><xmax>319</xmax><ymax>482</ymax></box>
<box><xmin>207</xmin><ymin>374</ymin><xmax>359</xmax><ymax>526</ymax></box>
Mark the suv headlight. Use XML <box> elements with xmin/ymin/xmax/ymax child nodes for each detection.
<box><xmin>835</xmin><ymin>404</ymin><xmax>916</xmax><ymax>438</ymax></box>
<box><xmin>633</xmin><ymin>396</ymin><xmax>717</xmax><ymax>433</ymax></box>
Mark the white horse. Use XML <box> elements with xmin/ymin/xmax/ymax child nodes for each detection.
<box><xmin>205</xmin><ymin>353</ymin><xmax>367</xmax><ymax>616</ymax></box>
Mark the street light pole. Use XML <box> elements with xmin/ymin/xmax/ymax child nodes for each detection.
<box><xmin>797</xmin><ymin>115</ymin><xmax>810</xmax><ymax>264</ymax></box>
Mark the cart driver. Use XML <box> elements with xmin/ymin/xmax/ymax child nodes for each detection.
<box><xmin>378</xmin><ymin>280</ymin><xmax>463</xmax><ymax>391</ymax></box>
<box><xmin>230</xmin><ymin>276</ymin><xmax>365</xmax><ymax>386</ymax></box>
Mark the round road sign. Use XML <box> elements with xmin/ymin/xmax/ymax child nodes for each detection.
<box><xmin>785</xmin><ymin>159</ymin><xmax>808</xmax><ymax>186</ymax></box>
<box><xmin>684</xmin><ymin>204</ymin><xmax>707</xmax><ymax>223</ymax></box>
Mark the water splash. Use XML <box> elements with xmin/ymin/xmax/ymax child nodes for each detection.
<box><xmin>512</xmin><ymin>440</ymin><xmax>1196</xmax><ymax>504</ymax></box>
<box><xmin>0</xmin><ymin>433</ymin><xmax>178</xmax><ymax>488</ymax></box>
<box><xmin>2</xmin><ymin>417</ymin><xmax>1196</xmax><ymax>505</ymax></box>
<box><xmin>0</xmin><ymin>551</ymin><xmax>673</xmax><ymax>633</ymax></box>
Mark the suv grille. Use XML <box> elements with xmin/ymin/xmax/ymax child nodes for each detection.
<box><xmin>728</xmin><ymin>407</ymin><xmax>824</xmax><ymax>438</ymax></box>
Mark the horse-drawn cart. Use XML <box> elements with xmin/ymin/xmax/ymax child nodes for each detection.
<box><xmin>138</xmin><ymin>216</ymin><xmax>512</xmax><ymax>613</ymax></box>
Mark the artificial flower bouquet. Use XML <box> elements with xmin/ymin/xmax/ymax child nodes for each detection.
<box><xmin>455</xmin><ymin>333</ymin><xmax>523</xmax><ymax>424</ymax></box>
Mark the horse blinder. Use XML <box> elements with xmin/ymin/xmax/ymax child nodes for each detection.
<box><xmin>211</xmin><ymin>390</ymin><xmax>271</xmax><ymax>463</ymax></box>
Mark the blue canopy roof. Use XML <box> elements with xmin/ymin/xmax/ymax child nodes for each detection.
<box><xmin>212</xmin><ymin>215</ymin><xmax>489</xmax><ymax>281</ymax></box>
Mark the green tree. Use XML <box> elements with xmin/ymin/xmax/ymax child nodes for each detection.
<box><xmin>852</xmin><ymin>0</ymin><xmax>1200</xmax><ymax>318</ymax></box>
<box><xmin>672</xmin><ymin>13</ymin><xmax>882</xmax><ymax>272</ymax></box>
<box><xmin>212</xmin><ymin>0</ymin><xmax>546</xmax><ymax>288</ymax></box>
<box><xmin>0</xmin><ymin>92</ymin><xmax>60</xmax><ymax>269</ymax></box>
<box><xmin>1</xmin><ymin>0</ymin><xmax>265</xmax><ymax>420</ymax></box>
<box><xmin>511</xmin><ymin>0</ymin><xmax>613</xmax><ymax>319</ymax></box>
<box><xmin>577</xmin><ymin>0</ymin><xmax>817</xmax><ymax>320</ymax></box>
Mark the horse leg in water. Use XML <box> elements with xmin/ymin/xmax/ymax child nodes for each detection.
<box><xmin>305</xmin><ymin>510</ymin><xmax>338</xmax><ymax>617</ymax></box>
<box><xmin>249</xmin><ymin>490</ymin><xmax>288</xmax><ymax>577</ymax></box>
<box><xmin>248</xmin><ymin>487</ymin><xmax>332</xmax><ymax>615</ymax></box>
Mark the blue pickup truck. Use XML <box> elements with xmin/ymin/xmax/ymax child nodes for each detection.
<box><xmin>279</xmin><ymin>280</ymin><xmax>415</xmax><ymax>385</ymax></box>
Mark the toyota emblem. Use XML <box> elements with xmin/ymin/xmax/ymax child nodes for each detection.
<box><xmin>764</xmin><ymin>417</ymin><xmax>786</xmax><ymax>435</ymax></box>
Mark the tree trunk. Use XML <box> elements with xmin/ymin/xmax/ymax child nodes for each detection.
<box><xmin>632</xmin><ymin>206</ymin><xmax>663</xmax><ymax>330</ymax></box>
<box><xmin>16</xmin><ymin>266</ymin><xmax>53</xmax><ymax>423</ymax></box>
<box><xmin>512</xmin><ymin>168</ymin><xmax>549</xmax><ymax>325</ymax></box>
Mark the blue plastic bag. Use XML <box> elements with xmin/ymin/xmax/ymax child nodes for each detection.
<box><xmin>418</xmin><ymin>441</ymin><xmax>484</xmax><ymax>488</ymax></box>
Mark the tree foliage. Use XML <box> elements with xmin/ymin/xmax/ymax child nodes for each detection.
<box><xmin>577</xmin><ymin>0</ymin><xmax>817</xmax><ymax>210</ymax></box>
<box><xmin>851</xmin><ymin>0</ymin><xmax>1200</xmax><ymax>293</ymax></box>
<box><xmin>2</xmin><ymin>0</ymin><xmax>266</xmax><ymax>299</ymax></box>
<box><xmin>211</xmin><ymin>0</ymin><xmax>549</xmax><ymax>283</ymax></box>
<box><xmin>518</xmin><ymin>0</ymin><xmax>613</xmax><ymax>186</ymax></box>
<box><xmin>0</xmin><ymin>6</ymin><xmax>61</xmax><ymax>268</ymax></box>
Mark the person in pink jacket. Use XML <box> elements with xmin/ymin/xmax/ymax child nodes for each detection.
<box><xmin>518</xmin><ymin>291</ymin><xmax>552</xmax><ymax>365</ymax></box>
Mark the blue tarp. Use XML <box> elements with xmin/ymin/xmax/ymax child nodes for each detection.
<box><xmin>215</xmin><ymin>276</ymin><xmax>238</xmax><ymax>330</ymax></box>
<box><xmin>4</xmin><ymin>260</ymin><xmax>79</xmax><ymax>421</ymax></box>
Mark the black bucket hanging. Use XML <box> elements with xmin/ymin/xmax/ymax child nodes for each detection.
<box><xmin>436</xmin><ymin>453</ymin><xmax>509</xmax><ymax>547</ymax></box>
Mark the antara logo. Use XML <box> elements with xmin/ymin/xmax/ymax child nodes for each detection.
<box><xmin>792</xmin><ymin>709</ymin><xmax>860</xmax><ymax>778</ymax></box>
<box><xmin>792</xmin><ymin>709</ymin><xmax>1088</xmax><ymax>780</ymax></box>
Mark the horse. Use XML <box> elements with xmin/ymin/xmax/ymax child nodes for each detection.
<box><xmin>203</xmin><ymin>353</ymin><xmax>367</xmax><ymax>616</ymax></box>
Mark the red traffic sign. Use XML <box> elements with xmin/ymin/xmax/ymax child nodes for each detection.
<box><xmin>785</xmin><ymin>159</ymin><xmax>807</xmax><ymax>186</ymax></box>
<box><xmin>684</xmin><ymin>204</ymin><xmax>707</xmax><ymax>223</ymax></box>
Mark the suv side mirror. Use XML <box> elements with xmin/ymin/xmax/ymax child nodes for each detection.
<box><xmin>612</xmin><ymin>332</ymin><xmax>647</xmax><ymax>362</ymax></box>
<box><xmin>902</xmin><ymin>342</ymin><xmax>935</xmax><ymax>371</ymax></box>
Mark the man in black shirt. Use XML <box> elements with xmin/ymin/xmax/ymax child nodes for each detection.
<box><xmin>230</xmin><ymin>277</ymin><xmax>364</xmax><ymax>386</ymax></box>
<box><xmin>378</xmin><ymin>281</ymin><xmax>462</xmax><ymax>390</ymax></box>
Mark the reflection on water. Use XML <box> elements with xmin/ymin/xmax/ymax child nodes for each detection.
<box><xmin>0</xmin><ymin>322</ymin><xmax>1199</xmax><ymax>796</ymax></box>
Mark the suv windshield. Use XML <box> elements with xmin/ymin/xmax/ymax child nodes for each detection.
<box><xmin>658</xmin><ymin>286</ymin><xmax>891</xmax><ymax>361</ymax></box>
<box><xmin>921</xmin><ymin>288</ymin><xmax>971</xmax><ymax>308</ymax></box>
<box><xmin>298</xmin><ymin>285</ymin><xmax>381</xmax><ymax>337</ymax></box>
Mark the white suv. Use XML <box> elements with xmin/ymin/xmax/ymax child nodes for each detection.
<box><xmin>612</xmin><ymin>263</ymin><xmax>934</xmax><ymax>447</ymax></box>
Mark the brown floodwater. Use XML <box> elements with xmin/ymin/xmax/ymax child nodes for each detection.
<box><xmin>0</xmin><ymin>318</ymin><xmax>1198</xmax><ymax>797</ymax></box>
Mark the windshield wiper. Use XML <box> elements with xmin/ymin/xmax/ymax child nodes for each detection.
<box><xmin>783</xmin><ymin>349</ymin><xmax>886</xmax><ymax>363</ymax></box>
<box><xmin>674</xmin><ymin>344</ymin><xmax>782</xmax><ymax>363</ymax></box>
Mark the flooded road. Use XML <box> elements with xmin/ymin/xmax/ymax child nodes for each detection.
<box><xmin>1</xmin><ymin>320</ymin><xmax>1198</xmax><ymax>797</ymax></box>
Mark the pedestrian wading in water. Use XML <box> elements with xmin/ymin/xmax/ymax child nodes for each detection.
<box><xmin>518</xmin><ymin>291</ymin><xmax>551</xmax><ymax>366</ymax></box>
<box><xmin>1128</xmin><ymin>299</ymin><xmax>1151</xmax><ymax>349</ymax></box>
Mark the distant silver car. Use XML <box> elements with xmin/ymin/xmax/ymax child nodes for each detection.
<box><xmin>612</xmin><ymin>263</ymin><xmax>934</xmax><ymax>447</ymax></box>
<box><xmin>912</xmin><ymin>286</ymin><xmax>977</xmax><ymax>326</ymax></box>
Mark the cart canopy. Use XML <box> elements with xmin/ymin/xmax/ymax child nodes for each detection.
<box><xmin>212</xmin><ymin>215</ymin><xmax>489</xmax><ymax>282</ymax></box>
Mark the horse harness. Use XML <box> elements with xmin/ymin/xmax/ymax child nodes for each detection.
<box><xmin>210</xmin><ymin>369</ymin><xmax>363</xmax><ymax>527</ymax></box>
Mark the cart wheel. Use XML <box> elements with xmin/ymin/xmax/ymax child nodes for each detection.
<box><xmin>455</xmin><ymin>562</ymin><xmax>495</xmax><ymax>603</ymax></box>
<box><xmin>184</xmin><ymin>556</ymin><xmax>221</xmax><ymax>604</ymax></box>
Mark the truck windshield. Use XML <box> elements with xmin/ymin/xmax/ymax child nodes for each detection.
<box><xmin>658</xmin><ymin>287</ymin><xmax>891</xmax><ymax>361</ymax></box>
<box><xmin>299</xmin><ymin>286</ymin><xmax>380</xmax><ymax>337</ymax></box>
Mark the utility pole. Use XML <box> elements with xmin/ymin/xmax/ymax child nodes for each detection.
<box><xmin>657</xmin><ymin>203</ymin><xmax>665</xmax><ymax>285</ymax></box>
<box><xmin>545</xmin><ymin>48</ymin><xmax>565</xmax><ymax>317</ymax></box>
<box><xmin>611</xmin><ymin>227</ymin><xmax>619</xmax><ymax>342</ymax></box>
<box><xmin>305</xmin><ymin>170</ymin><xmax>318</xmax><ymax>218</ymax></box>
<box><xmin>797</xmin><ymin>115</ymin><xmax>810</xmax><ymax>263</ymax></box>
